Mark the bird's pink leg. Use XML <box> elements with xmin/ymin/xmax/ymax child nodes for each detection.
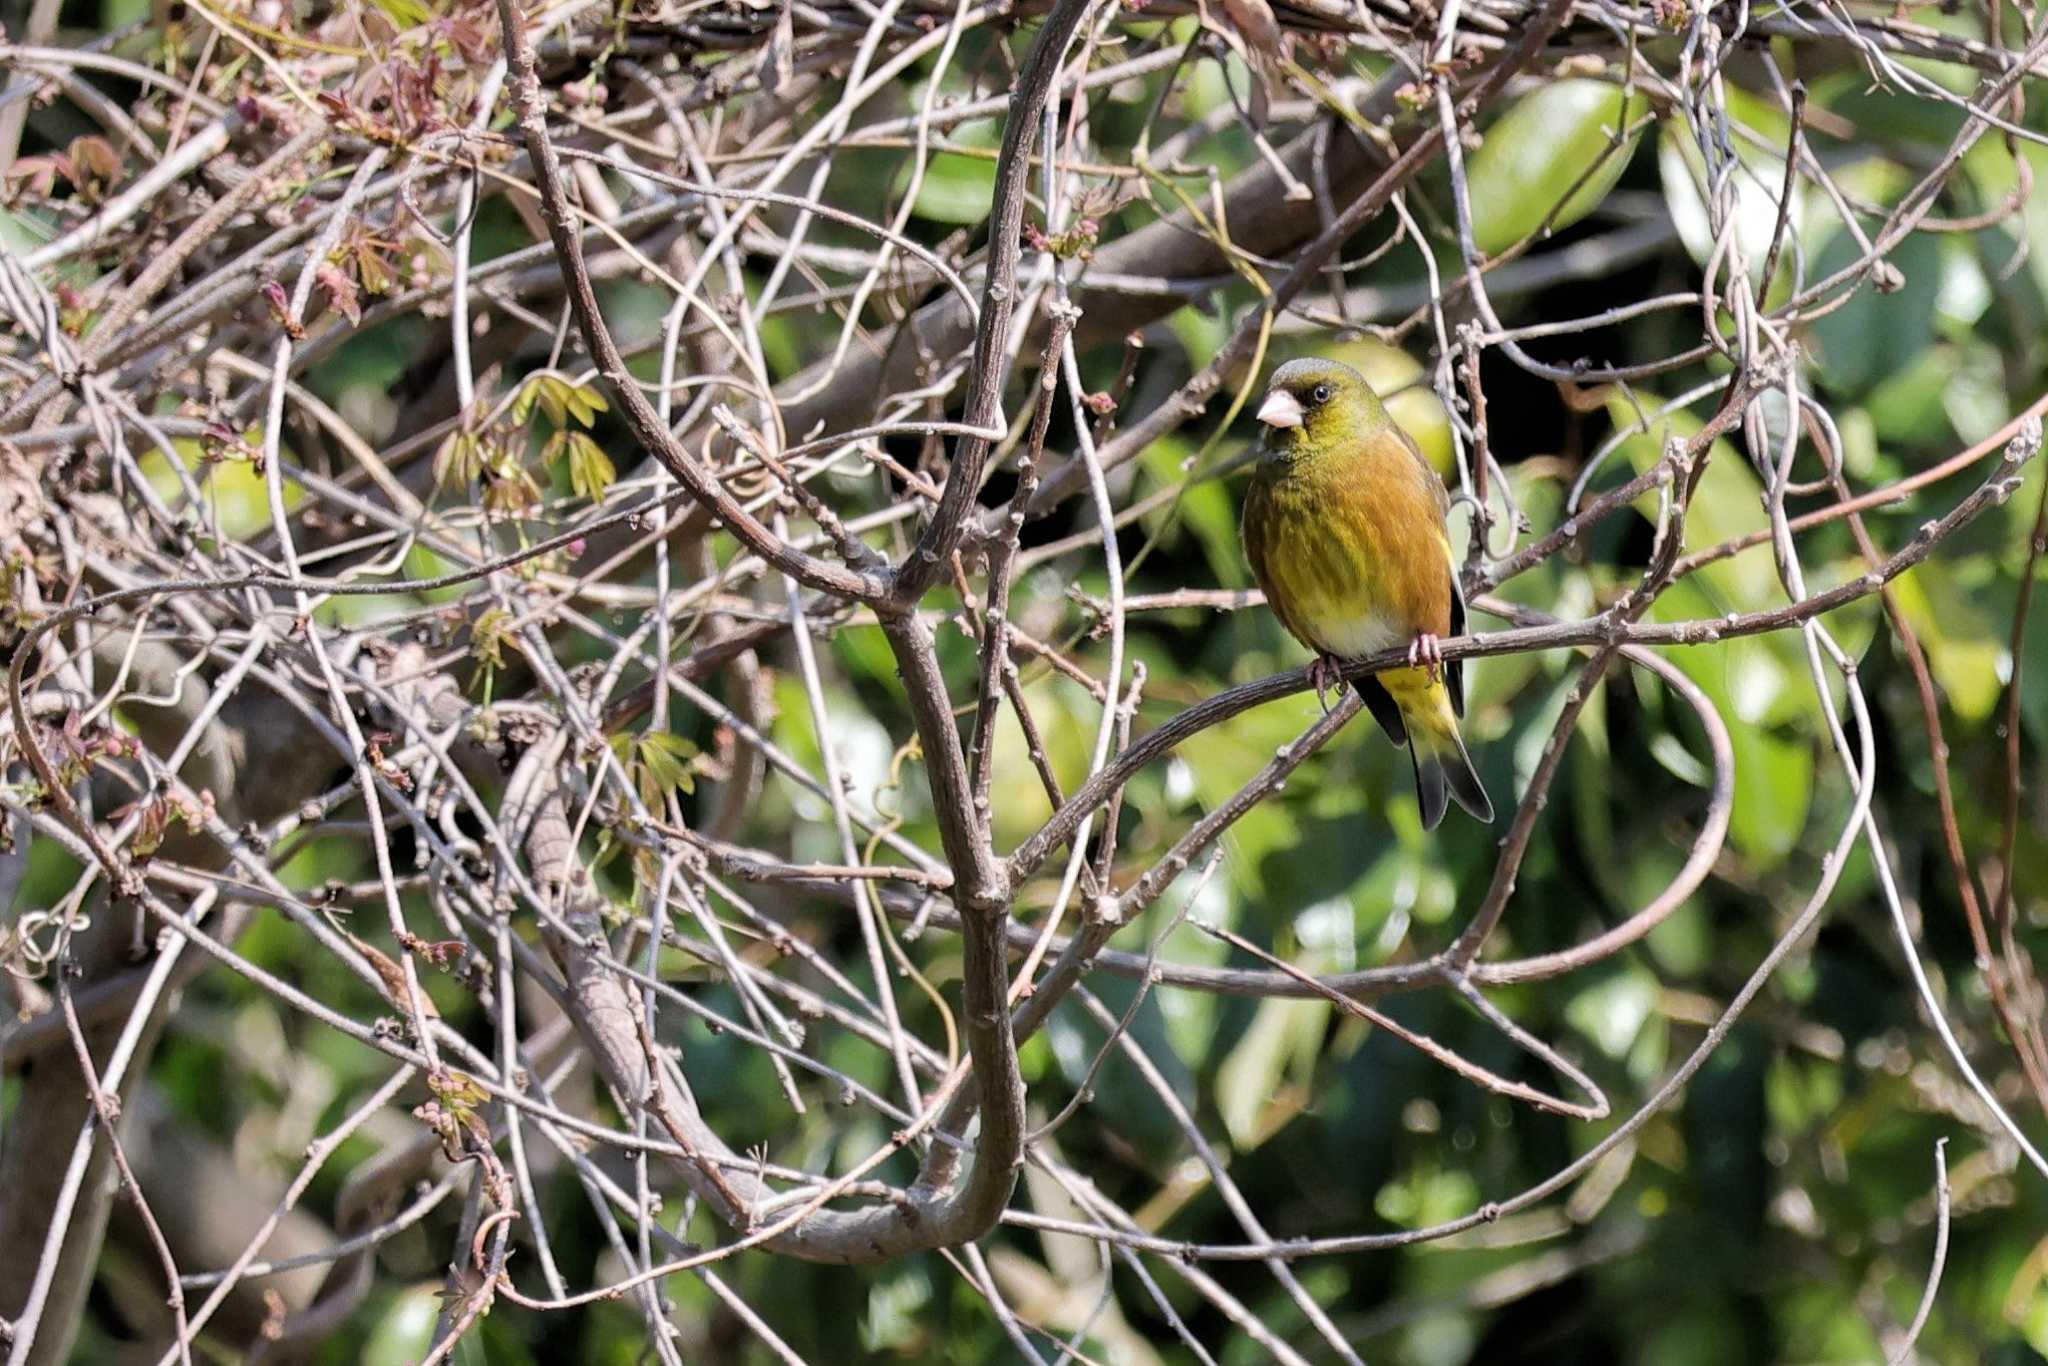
<box><xmin>1407</xmin><ymin>633</ymin><xmax>1444</xmax><ymax>685</ymax></box>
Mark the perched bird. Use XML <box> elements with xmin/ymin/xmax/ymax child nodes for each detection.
<box><xmin>1240</xmin><ymin>358</ymin><xmax>1493</xmax><ymax>829</ymax></box>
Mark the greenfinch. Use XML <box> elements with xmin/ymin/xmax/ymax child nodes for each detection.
<box><xmin>1240</xmin><ymin>358</ymin><xmax>1493</xmax><ymax>829</ymax></box>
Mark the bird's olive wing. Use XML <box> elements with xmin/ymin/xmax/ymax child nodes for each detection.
<box><xmin>1392</xmin><ymin>422</ymin><xmax>1451</xmax><ymax>520</ymax></box>
<box><xmin>1394</xmin><ymin>424</ymin><xmax>1467</xmax><ymax>718</ymax></box>
<box><xmin>1447</xmin><ymin>543</ymin><xmax>1467</xmax><ymax>718</ymax></box>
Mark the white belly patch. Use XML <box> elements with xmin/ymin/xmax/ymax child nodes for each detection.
<box><xmin>1308</xmin><ymin>611</ymin><xmax>1405</xmax><ymax>659</ymax></box>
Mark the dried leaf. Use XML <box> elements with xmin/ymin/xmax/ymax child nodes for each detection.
<box><xmin>348</xmin><ymin>932</ymin><xmax>440</xmax><ymax>1018</ymax></box>
<box><xmin>65</xmin><ymin>135</ymin><xmax>122</xmax><ymax>201</ymax></box>
<box><xmin>316</xmin><ymin>263</ymin><xmax>361</xmax><ymax>327</ymax></box>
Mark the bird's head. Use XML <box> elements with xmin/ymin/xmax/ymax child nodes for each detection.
<box><xmin>1253</xmin><ymin>358</ymin><xmax>1392</xmax><ymax>463</ymax></box>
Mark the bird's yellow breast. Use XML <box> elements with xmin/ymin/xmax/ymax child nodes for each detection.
<box><xmin>1242</xmin><ymin>444</ymin><xmax>1451</xmax><ymax>661</ymax></box>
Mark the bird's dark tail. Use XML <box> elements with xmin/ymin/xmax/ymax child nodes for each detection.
<box><xmin>1411</xmin><ymin>729</ymin><xmax>1493</xmax><ymax>830</ymax></box>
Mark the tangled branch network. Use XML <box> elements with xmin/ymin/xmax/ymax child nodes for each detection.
<box><xmin>0</xmin><ymin>0</ymin><xmax>2045</xmax><ymax>1356</ymax></box>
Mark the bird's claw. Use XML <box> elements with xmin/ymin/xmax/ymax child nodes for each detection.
<box><xmin>1408</xmin><ymin>633</ymin><xmax>1443</xmax><ymax>685</ymax></box>
<box><xmin>1308</xmin><ymin>653</ymin><xmax>1344</xmax><ymax>713</ymax></box>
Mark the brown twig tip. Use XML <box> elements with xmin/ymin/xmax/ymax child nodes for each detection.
<box><xmin>2004</xmin><ymin>414</ymin><xmax>2044</xmax><ymax>465</ymax></box>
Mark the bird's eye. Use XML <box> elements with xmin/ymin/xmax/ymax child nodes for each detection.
<box><xmin>1310</xmin><ymin>384</ymin><xmax>1332</xmax><ymax>405</ymax></box>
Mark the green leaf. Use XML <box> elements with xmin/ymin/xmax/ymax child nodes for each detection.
<box><xmin>562</xmin><ymin>431</ymin><xmax>616</xmax><ymax>503</ymax></box>
<box><xmin>560</xmin><ymin>380</ymin><xmax>608</xmax><ymax>427</ymax></box>
<box><xmin>1727</xmin><ymin>707</ymin><xmax>1814</xmax><ymax>865</ymax></box>
<box><xmin>638</xmin><ymin>732</ymin><xmax>699</xmax><ymax>796</ymax></box>
<box><xmin>1967</xmin><ymin>139</ymin><xmax>2048</xmax><ymax>311</ymax></box>
<box><xmin>470</xmin><ymin>607</ymin><xmax>513</xmax><ymax>672</ymax></box>
<box><xmin>1649</xmin><ymin>730</ymin><xmax>1712</xmax><ymax>787</ymax></box>
<box><xmin>1863</xmin><ymin>345</ymin><xmax>1961</xmax><ymax>446</ymax></box>
<box><xmin>1638</xmin><ymin>581</ymin><xmax>1814</xmax><ymax>868</ymax></box>
<box><xmin>140</xmin><ymin>431</ymin><xmax>302</xmax><ymax>540</ymax></box>
<box><xmin>1139</xmin><ymin>434</ymin><xmax>1242</xmax><ymax>588</ymax></box>
<box><xmin>1658</xmin><ymin>119</ymin><xmax>1798</xmax><ymax>278</ymax></box>
<box><xmin>511</xmin><ymin>379</ymin><xmax>543</xmax><ymax>427</ymax></box>
<box><xmin>1603</xmin><ymin>390</ymin><xmax>1779</xmax><ymax>612</ymax></box>
<box><xmin>0</xmin><ymin>208</ymin><xmax>54</xmax><ymax>256</ymax></box>
<box><xmin>1566</xmin><ymin>963</ymin><xmax>1659</xmax><ymax>1058</ymax></box>
<box><xmin>362</xmin><ymin>1283</ymin><xmax>442</xmax><ymax>1366</ymax></box>
<box><xmin>909</xmin><ymin>151</ymin><xmax>998</xmax><ymax>224</ymax></box>
<box><xmin>1373</xmin><ymin>1165</ymin><xmax>1481</xmax><ymax>1229</ymax></box>
<box><xmin>1811</xmin><ymin>229</ymin><xmax>1943</xmax><ymax>395</ymax></box>
<box><xmin>1214</xmin><ymin>993</ymin><xmax>1327</xmax><ymax>1150</ymax></box>
<box><xmin>1468</xmin><ymin>80</ymin><xmax>1652</xmax><ymax>255</ymax></box>
<box><xmin>860</xmin><ymin>1265</ymin><xmax>934</xmax><ymax>1352</ymax></box>
<box><xmin>367</xmin><ymin>0</ymin><xmax>435</xmax><ymax>29</ymax></box>
<box><xmin>612</xmin><ymin>730</ymin><xmax>702</xmax><ymax>809</ymax></box>
<box><xmin>531</xmin><ymin>376</ymin><xmax>567</xmax><ymax>427</ymax></box>
<box><xmin>1890</xmin><ymin>563</ymin><xmax>2005</xmax><ymax>724</ymax></box>
<box><xmin>512</xmin><ymin>373</ymin><xmax>605</xmax><ymax>429</ymax></box>
<box><xmin>1176</xmin><ymin>700</ymin><xmax>1320</xmax><ymax>900</ymax></box>
<box><xmin>1166</xmin><ymin>302</ymin><xmax>1228</xmax><ymax>373</ymax></box>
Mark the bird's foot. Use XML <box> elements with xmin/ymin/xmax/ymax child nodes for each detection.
<box><xmin>1308</xmin><ymin>652</ymin><xmax>1345</xmax><ymax>713</ymax></box>
<box><xmin>1407</xmin><ymin>633</ymin><xmax>1444</xmax><ymax>685</ymax></box>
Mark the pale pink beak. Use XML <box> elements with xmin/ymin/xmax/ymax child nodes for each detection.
<box><xmin>1255</xmin><ymin>388</ymin><xmax>1304</xmax><ymax>430</ymax></box>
